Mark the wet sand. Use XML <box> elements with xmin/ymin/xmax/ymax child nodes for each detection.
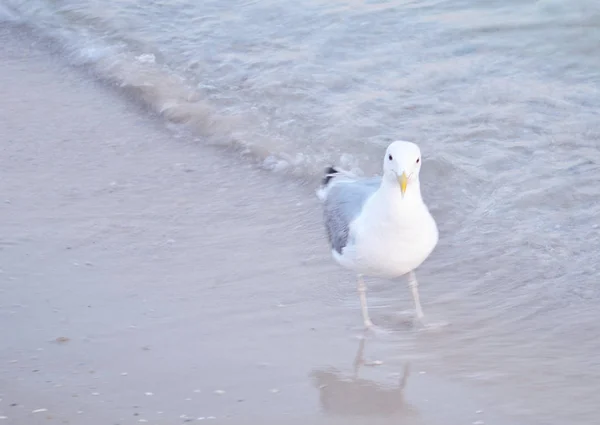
<box><xmin>0</xmin><ymin>27</ymin><xmax>522</xmax><ymax>425</ymax></box>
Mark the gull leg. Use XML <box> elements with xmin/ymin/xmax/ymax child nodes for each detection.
<box><xmin>357</xmin><ymin>274</ymin><xmax>374</xmax><ymax>328</ymax></box>
<box><xmin>408</xmin><ymin>271</ymin><xmax>424</xmax><ymax>320</ymax></box>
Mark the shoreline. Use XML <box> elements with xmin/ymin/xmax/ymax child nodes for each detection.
<box><xmin>0</xmin><ymin>25</ymin><xmax>524</xmax><ymax>425</ymax></box>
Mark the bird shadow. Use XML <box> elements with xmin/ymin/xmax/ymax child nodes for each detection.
<box><xmin>309</xmin><ymin>335</ymin><xmax>421</xmax><ymax>423</ymax></box>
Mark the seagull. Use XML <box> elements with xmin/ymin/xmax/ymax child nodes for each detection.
<box><xmin>317</xmin><ymin>141</ymin><xmax>438</xmax><ymax>328</ymax></box>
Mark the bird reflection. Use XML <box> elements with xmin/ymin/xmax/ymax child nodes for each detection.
<box><xmin>310</xmin><ymin>336</ymin><xmax>421</xmax><ymax>423</ymax></box>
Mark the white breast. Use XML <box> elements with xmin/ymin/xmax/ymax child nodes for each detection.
<box><xmin>346</xmin><ymin>192</ymin><xmax>439</xmax><ymax>278</ymax></box>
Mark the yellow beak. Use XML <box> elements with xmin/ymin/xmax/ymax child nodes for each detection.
<box><xmin>398</xmin><ymin>172</ymin><xmax>408</xmax><ymax>197</ymax></box>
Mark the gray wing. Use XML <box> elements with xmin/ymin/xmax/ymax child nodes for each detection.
<box><xmin>323</xmin><ymin>176</ymin><xmax>381</xmax><ymax>254</ymax></box>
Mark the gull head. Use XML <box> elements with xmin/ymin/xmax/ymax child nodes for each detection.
<box><xmin>382</xmin><ymin>141</ymin><xmax>422</xmax><ymax>197</ymax></box>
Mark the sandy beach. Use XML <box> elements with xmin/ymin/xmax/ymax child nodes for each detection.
<box><xmin>5</xmin><ymin>0</ymin><xmax>600</xmax><ymax>422</ymax></box>
<box><xmin>0</xmin><ymin>25</ymin><xmax>552</xmax><ymax>425</ymax></box>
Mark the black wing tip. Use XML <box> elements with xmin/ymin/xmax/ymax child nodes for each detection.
<box><xmin>322</xmin><ymin>166</ymin><xmax>339</xmax><ymax>186</ymax></box>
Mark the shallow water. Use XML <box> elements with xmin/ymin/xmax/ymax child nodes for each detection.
<box><xmin>2</xmin><ymin>0</ymin><xmax>600</xmax><ymax>423</ymax></box>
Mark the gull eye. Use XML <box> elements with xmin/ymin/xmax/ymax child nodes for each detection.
<box><xmin>416</xmin><ymin>158</ymin><xmax>420</xmax><ymax>164</ymax></box>
<box><xmin>388</xmin><ymin>154</ymin><xmax>393</xmax><ymax>161</ymax></box>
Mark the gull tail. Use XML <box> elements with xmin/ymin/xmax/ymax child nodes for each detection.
<box><xmin>316</xmin><ymin>166</ymin><xmax>340</xmax><ymax>201</ymax></box>
<box><xmin>322</xmin><ymin>166</ymin><xmax>339</xmax><ymax>186</ymax></box>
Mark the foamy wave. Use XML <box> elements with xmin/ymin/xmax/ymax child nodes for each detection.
<box><xmin>0</xmin><ymin>0</ymin><xmax>341</xmax><ymax>179</ymax></box>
